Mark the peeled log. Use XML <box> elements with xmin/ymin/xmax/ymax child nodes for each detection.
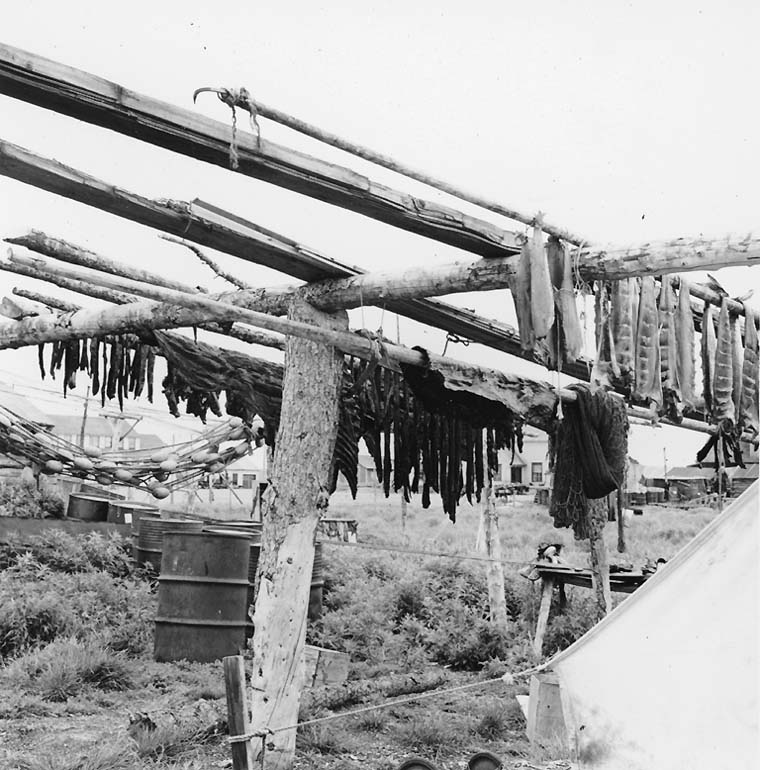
<box><xmin>249</xmin><ymin>300</ymin><xmax>346</xmax><ymax>769</ymax></box>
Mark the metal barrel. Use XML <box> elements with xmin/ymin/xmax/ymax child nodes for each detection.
<box><xmin>135</xmin><ymin>517</ymin><xmax>203</xmax><ymax>571</ymax></box>
<box><xmin>66</xmin><ymin>494</ymin><xmax>111</xmax><ymax>522</ymax></box>
<box><xmin>107</xmin><ymin>500</ymin><xmax>159</xmax><ymax>526</ymax></box>
<box><xmin>154</xmin><ymin>531</ymin><xmax>251</xmax><ymax>663</ymax></box>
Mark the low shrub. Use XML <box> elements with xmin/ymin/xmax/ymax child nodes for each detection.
<box><xmin>0</xmin><ymin>481</ymin><xmax>65</xmax><ymax>520</ymax></box>
<box><xmin>475</xmin><ymin>703</ymin><xmax>508</xmax><ymax>740</ymax></box>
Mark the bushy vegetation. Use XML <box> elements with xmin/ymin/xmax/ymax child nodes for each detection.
<box><xmin>0</xmin><ymin>481</ymin><xmax>64</xmax><ymax>519</ymax></box>
<box><xmin>312</xmin><ymin>551</ymin><xmax>542</xmax><ymax>669</ymax></box>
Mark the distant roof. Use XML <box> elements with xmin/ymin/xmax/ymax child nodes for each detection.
<box><xmin>726</xmin><ymin>463</ymin><xmax>759</xmax><ymax>481</ymax></box>
<box><xmin>1</xmin><ymin>393</ymin><xmax>53</xmax><ymax>426</ymax></box>
<box><xmin>666</xmin><ymin>466</ymin><xmax>715</xmax><ymax>480</ymax></box>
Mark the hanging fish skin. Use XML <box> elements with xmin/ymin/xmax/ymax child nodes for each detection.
<box><xmin>659</xmin><ymin>278</ymin><xmax>681</xmax><ymax>421</ymax></box>
<box><xmin>529</xmin><ymin>224</ymin><xmax>555</xmax><ymax>340</ymax></box>
<box><xmin>712</xmin><ymin>298</ymin><xmax>735</xmax><ymax>425</ymax></box>
<box><xmin>610</xmin><ymin>277</ymin><xmax>635</xmax><ymax>390</ymax></box>
<box><xmin>146</xmin><ymin>348</ymin><xmax>155</xmax><ymax>403</ymax></box>
<box><xmin>90</xmin><ymin>337</ymin><xmax>101</xmax><ymax>395</ymax></box>
<box><xmin>547</xmin><ymin>236</ymin><xmax>584</xmax><ymax>364</ymax></box>
<box><xmin>633</xmin><ymin>276</ymin><xmax>662</xmax><ymax>408</ymax></box>
<box><xmin>591</xmin><ymin>283</ymin><xmax>619</xmax><ymax>389</ymax></box>
<box><xmin>675</xmin><ymin>278</ymin><xmax>696</xmax><ymax>409</ymax></box>
<box><xmin>731</xmin><ymin>316</ymin><xmax>743</xmax><ymax>417</ymax></box>
<box><xmin>37</xmin><ymin>344</ymin><xmax>45</xmax><ymax>380</ymax></box>
<box><xmin>701</xmin><ymin>303</ymin><xmax>717</xmax><ymax>416</ymax></box>
<box><xmin>511</xmin><ymin>238</ymin><xmax>534</xmax><ymax>351</ymax></box>
<box><xmin>739</xmin><ymin>304</ymin><xmax>759</xmax><ymax>438</ymax></box>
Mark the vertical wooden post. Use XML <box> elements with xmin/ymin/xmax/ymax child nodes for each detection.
<box><xmin>616</xmin><ymin>486</ymin><xmax>626</xmax><ymax>553</ymax></box>
<box><xmin>587</xmin><ymin>497</ymin><xmax>612</xmax><ymax>620</ymax></box>
<box><xmin>482</xmin><ymin>432</ymin><xmax>509</xmax><ymax>634</ymax></box>
<box><xmin>400</xmin><ymin>494</ymin><xmax>407</xmax><ymax>538</ymax></box>
<box><xmin>224</xmin><ymin>655</ymin><xmax>255</xmax><ymax>770</ymax></box>
<box><xmin>533</xmin><ymin>576</ymin><xmax>554</xmax><ymax>657</ymax></box>
<box><xmin>248</xmin><ymin>299</ymin><xmax>346</xmax><ymax>770</ymax></box>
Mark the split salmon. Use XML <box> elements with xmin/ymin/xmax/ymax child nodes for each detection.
<box><xmin>633</xmin><ymin>276</ymin><xmax>662</xmax><ymax>407</ymax></box>
<box><xmin>610</xmin><ymin>277</ymin><xmax>635</xmax><ymax>389</ymax></box>
<box><xmin>731</xmin><ymin>316</ymin><xmax>744</xmax><ymax>416</ymax></box>
<box><xmin>675</xmin><ymin>278</ymin><xmax>696</xmax><ymax>409</ymax></box>
<box><xmin>739</xmin><ymin>303</ymin><xmax>759</xmax><ymax>438</ymax></box>
<box><xmin>592</xmin><ymin>283</ymin><xmax>620</xmax><ymax>389</ymax></box>
<box><xmin>510</xmin><ymin>239</ymin><xmax>534</xmax><ymax>352</ymax></box>
<box><xmin>712</xmin><ymin>297</ymin><xmax>735</xmax><ymax>424</ymax></box>
<box><xmin>529</xmin><ymin>224</ymin><xmax>555</xmax><ymax>341</ymax></box>
<box><xmin>546</xmin><ymin>236</ymin><xmax>584</xmax><ymax>365</ymax></box>
<box><xmin>659</xmin><ymin>278</ymin><xmax>681</xmax><ymax>420</ymax></box>
<box><xmin>700</xmin><ymin>304</ymin><xmax>717</xmax><ymax>416</ymax></box>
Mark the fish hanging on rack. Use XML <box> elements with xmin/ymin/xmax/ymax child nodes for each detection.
<box><xmin>610</xmin><ymin>277</ymin><xmax>636</xmax><ymax>392</ymax></box>
<box><xmin>675</xmin><ymin>278</ymin><xmax>696</xmax><ymax>410</ymax></box>
<box><xmin>659</xmin><ymin>278</ymin><xmax>681</xmax><ymax>421</ymax></box>
<box><xmin>632</xmin><ymin>276</ymin><xmax>662</xmax><ymax>408</ymax></box>
<box><xmin>701</xmin><ymin>303</ymin><xmax>717</xmax><ymax>416</ymax></box>
<box><xmin>545</xmin><ymin>236</ymin><xmax>584</xmax><ymax>369</ymax></box>
<box><xmin>731</xmin><ymin>315</ymin><xmax>744</xmax><ymax>417</ymax></box>
<box><xmin>739</xmin><ymin>304</ymin><xmax>759</xmax><ymax>439</ymax></box>
<box><xmin>712</xmin><ymin>297</ymin><xmax>735</xmax><ymax>425</ymax></box>
<box><xmin>528</xmin><ymin>221</ymin><xmax>555</xmax><ymax>342</ymax></box>
<box><xmin>591</xmin><ymin>282</ymin><xmax>619</xmax><ymax>389</ymax></box>
<box><xmin>510</xmin><ymin>236</ymin><xmax>534</xmax><ymax>352</ymax></box>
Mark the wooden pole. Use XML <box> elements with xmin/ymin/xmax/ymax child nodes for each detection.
<box><xmin>223</xmin><ymin>655</ymin><xmax>255</xmax><ymax>770</ymax></box>
<box><xmin>587</xmin><ymin>498</ymin><xmax>612</xmax><ymax>620</ymax></box>
<box><xmin>197</xmin><ymin>87</ymin><xmax>586</xmax><ymax>246</ymax></box>
<box><xmin>8</xmin><ymin>248</ymin><xmax>758</xmax><ymax>440</ymax></box>
<box><xmin>533</xmin><ymin>576</ymin><xmax>554</xmax><ymax>657</ymax></box>
<box><xmin>78</xmin><ymin>385</ymin><xmax>90</xmax><ymax>448</ymax></box>
<box><xmin>481</xmin><ymin>431</ymin><xmax>509</xmax><ymax>634</ymax></box>
<box><xmin>248</xmin><ymin>299</ymin><xmax>346</xmax><ymax>770</ymax></box>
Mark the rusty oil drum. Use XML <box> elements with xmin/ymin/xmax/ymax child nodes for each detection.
<box><xmin>66</xmin><ymin>494</ymin><xmax>111</xmax><ymax>522</ymax></box>
<box><xmin>135</xmin><ymin>517</ymin><xmax>203</xmax><ymax>571</ymax></box>
<box><xmin>154</xmin><ymin>530</ymin><xmax>250</xmax><ymax>663</ymax></box>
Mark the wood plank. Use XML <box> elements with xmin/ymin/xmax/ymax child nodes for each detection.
<box><xmin>0</xmin><ymin>43</ymin><xmax>521</xmax><ymax>259</ymax></box>
<box><xmin>223</xmin><ymin>655</ymin><xmax>255</xmax><ymax>770</ymax></box>
<box><xmin>533</xmin><ymin>576</ymin><xmax>554</xmax><ymax>657</ymax></box>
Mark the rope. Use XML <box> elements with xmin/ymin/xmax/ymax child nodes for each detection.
<box><xmin>441</xmin><ymin>332</ymin><xmax>471</xmax><ymax>357</ymax></box>
<box><xmin>320</xmin><ymin>538</ymin><xmax>530</xmax><ymax>566</ymax></box>
<box><xmin>227</xmin><ymin>668</ymin><xmax>538</xmax><ymax>744</ymax></box>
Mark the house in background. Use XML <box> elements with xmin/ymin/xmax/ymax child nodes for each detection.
<box><xmin>496</xmin><ymin>429</ymin><xmax>549</xmax><ymax>486</ymax></box>
<box><xmin>48</xmin><ymin>414</ymin><xmax>163</xmax><ymax>451</ymax></box>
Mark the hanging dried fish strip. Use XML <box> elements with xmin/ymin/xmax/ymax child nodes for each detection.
<box><xmin>675</xmin><ymin>279</ymin><xmax>696</xmax><ymax>409</ymax></box>
<box><xmin>610</xmin><ymin>277</ymin><xmax>636</xmax><ymax>392</ymax></box>
<box><xmin>633</xmin><ymin>276</ymin><xmax>662</xmax><ymax>408</ymax></box>
<box><xmin>659</xmin><ymin>278</ymin><xmax>681</xmax><ymax>422</ymax></box>
<box><xmin>712</xmin><ymin>298</ymin><xmax>735</xmax><ymax>425</ymax></box>
<box><xmin>739</xmin><ymin>304</ymin><xmax>759</xmax><ymax>439</ymax></box>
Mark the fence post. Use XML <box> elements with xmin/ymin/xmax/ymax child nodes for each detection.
<box><xmin>224</xmin><ymin>655</ymin><xmax>255</xmax><ymax>770</ymax></box>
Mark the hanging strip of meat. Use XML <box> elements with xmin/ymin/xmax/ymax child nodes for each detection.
<box><xmin>511</xmin><ymin>237</ymin><xmax>534</xmax><ymax>351</ymax></box>
<box><xmin>701</xmin><ymin>304</ymin><xmax>717</xmax><ymax>417</ymax></box>
<box><xmin>731</xmin><ymin>316</ymin><xmax>744</xmax><ymax>417</ymax></box>
<box><xmin>146</xmin><ymin>347</ymin><xmax>155</xmax><ymax>403</ymax></box>
<box><xmin>712</xmin><ymin>298</ymin><xmax>735</xmax><ymax>425</ymax></box>
<box><xmin>610</xmin><ymin>278</ymin><xmax>635</xmax><ymax>390</ymax></box>
<box><xmin>633</xmin><ymin>276</ymin><xmax>662</xmax><ymax>408</ymax></box>
<box><xmin>739</xmin><ymin>304</ymin><xmax>759</xmax><ymax>438</ymax></box>
<box><xmin>675</xmin><ymin>278</ymin><xmax>696</xmax><ymax>409</ymax></box>
<box><xmin>529</xmin><ymin>224</ymin><xmax>555</xmax><ymax>341</ymax></box>
<box><xmin>659</xmin><ymin>278</ymin><xmax>681</xmax><ymax>421</ymax></box>
<box><xmin>90</xmin><ymin>338</ymin><xmax>101</xmax><ymax>396</ymax></box>
<box><xmin>37</xmin><ymin>344</ymin><xmax>45</xmax><ymax>380</ymax></box>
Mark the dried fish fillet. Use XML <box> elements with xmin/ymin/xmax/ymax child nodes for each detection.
<box><xmin>659</xmin><ymin>278</ymin><xmax>681</xmax><ymax>420</ymax></box>
<box><xmin>611</xmin><ymin>277</ymin><xmax>635</xmax><ymax>389</ymax></box>
<box><xmin>675</xmin><ymin>278</ymin><xmax>696</xmax><ymax>409</ymax></box>
<box><xmin>556</xmin><ymin>237</ymin><xmax>584</xmax><ymax>362</ymax></box>
<box><xmin>633</xmin><ymin>276</ymin><xmax>662</xmax><ymax>407</ymax></box>
<box><xmin>701</xmin><ymin>304</ymin><xmax>717</xmax><ymax>416</ymax></box>
<box><xmin>739</xmin><ymin>304</ymin><xmax>759</xmax><ymax>438</ymax></box>
<box><xmin>510</xmin><ymin>239</ymin><xmax>534</xmax><ymax>351</ymax></box>
<box><xmin>731</xmin><ymin>316</ymin><xmax>744</xmax><ymax>416</ymax></box>
<box><xmin>712</xmin><ymin>297</ymin><xmax>735</xmax><ymax>424</ymax></box>
<box><xmin>529</xmin><ymin>224</ymin><xmax>555</xmax><ymax>340</ymax></box>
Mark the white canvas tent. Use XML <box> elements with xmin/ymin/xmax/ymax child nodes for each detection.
<box><xmin>540</xmin><ymin>480</ymin><xmax>759</xmax><ymax>769</ymax></box>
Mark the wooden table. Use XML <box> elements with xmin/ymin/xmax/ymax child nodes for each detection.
<box><xmin>533</xmin><ymin>564</ymin><xmax>650</xmax><ymax>655</ymax></box>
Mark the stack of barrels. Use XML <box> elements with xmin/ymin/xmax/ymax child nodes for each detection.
<box><xmin>142</xmin><ymin>515</ymin><xmax>325</xmax><ymax>663</ymax></box>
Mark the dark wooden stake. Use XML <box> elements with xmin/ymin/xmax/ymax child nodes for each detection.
<box><xmin>223</xmin><ymin>655</ymin><xmax>255</xmax><ymax>770</ymax></box>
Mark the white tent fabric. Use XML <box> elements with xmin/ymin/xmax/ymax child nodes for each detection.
<box><xmin>543</xmin><ymin>481</ymin><xmax>759</xmax><ymax>769</ymax></box>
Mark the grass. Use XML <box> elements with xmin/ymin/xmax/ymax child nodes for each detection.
<box><xmin>0</xmin><ymin>489</ymin><xmax>719</xmax><ymax>769</ymax></box>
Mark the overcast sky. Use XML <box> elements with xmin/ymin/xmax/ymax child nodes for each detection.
<box><xmin>1</xmin><ymin>1</ymin><xmax>758</xmax><ymax>467</ymax></box>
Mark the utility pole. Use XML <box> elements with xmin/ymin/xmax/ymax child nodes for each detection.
<box><xmin>78</xmin><ymin>385</ymin><xmax>90</xmax><ymax>447</ymax></box>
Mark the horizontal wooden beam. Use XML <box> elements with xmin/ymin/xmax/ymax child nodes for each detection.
<box><xmin>7</xmin><ymin>250</ymin><xmax>751</xmax><ymax>441</ymax></box>
<box><xmin>0</xmin><ymin>43</ymin><xmax>521</xmax><ymax>260</ymax></box>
